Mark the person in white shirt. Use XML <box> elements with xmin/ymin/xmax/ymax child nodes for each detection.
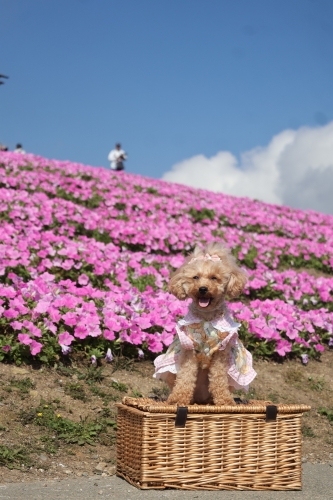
<box><xmin>108</xmin><ymin>143</ymin><xmax>127</xmax><ymax>171</ymax></box>
<box><xmin>14</xmin><ymin>143</ymin><xmax>26</xmax><ymax>154</ymax></box>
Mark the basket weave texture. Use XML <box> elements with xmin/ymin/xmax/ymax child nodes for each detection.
<box><xmin>116</xmin><ymin>397</ymin><xmax>311</xmax><ymax>491</ymax></box>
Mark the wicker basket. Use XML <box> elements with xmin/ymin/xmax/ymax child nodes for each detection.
<box><xmin>116</xmin><ymin>397</ymin><xmax>311</xmax><ymax>490</ymax></box>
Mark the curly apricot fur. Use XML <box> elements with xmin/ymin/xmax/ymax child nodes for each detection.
<box><xmin>166</xmin><ymin>242</ymin><xmax>247</xmax><ymax>405</ymax></box>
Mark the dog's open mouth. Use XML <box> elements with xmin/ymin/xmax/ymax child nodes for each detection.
<box><xmin>198</xmin><ymin>297</ymin><xmax>213</xmax><ymax>308</ymax></box>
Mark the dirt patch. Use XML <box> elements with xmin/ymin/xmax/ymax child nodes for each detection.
<box><xmin>0</xmin><ymin>351</ymin><xmax>332</xmax><ymax>484</ymax></box>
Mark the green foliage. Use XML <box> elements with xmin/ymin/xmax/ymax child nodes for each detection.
<box><xmin>302</xmin><ymin>425</ymin><xmax>315</xmax><ymax>437</ymax></box>
<box><xmin>110</xmin><ymin>355</ymin><xmax>136</xmax><ymax>373</ymax></box>
<box><xmin>146</xmin><ymin>187</ymin><xmax>159</xmax><ymax>195</ymax></box>
<box><xmin>54</xmin><ymin>187</ymin><xmax>104</xmax><ymax>209</ymax></box>
<box><xmin>80</xmin><ymin>174</ymin><xmax>93</xmax><ymax>182</ymax></box>
<box><xmin>89</xmin><ymin>385</ymin><xmax>107</xmax><ymax>398</ymax></box>
<box><xmin>111</xmin><ymin>381</ymin><xmax>128</xmax><ymax>392</ymax></box>
<box><xmin>189</xmin><ymin>207</ymin><xmax>216</xmax><ymax>223</ymax></box>
<box><xmin>77</xmin><ymin>366</ymin><xmax>105</xmax><ymax>385</ymax></box>
<box><xmin>56</xmin><ymin>363</ymin><xmax>79</xmax><ymax>378</ymax></box>
<box><xmin>231</xmin><ymin>245</ymin><xmax>258</xmax><ymax>270</ymax></box>
<box><xmin>267</xmin><ymin>392</ymin><xmax>279</xmax><ymax>404</ymax></box>
<box><xmin>3</xmin><ymin>264</ymin><xmax>31</xmax><ymax>281</ymax></box>
<box><xmin>0</xmin><ymin>445</ymin><xmax>31</xmax><ymax>469</ymax></box>
<box><xmin>0</xmin><ymin>334</ymin><xmax>35</xmax><ymax>365</ymax></box>
<box><xmin>318</xmin><ymin>407</ymin><xmax>333</xmax><ymax>424</ymax></box>
<box><xmin>72</xmin><ymin>223</ymin><xmax>113</xmax><ymax>245</ymax></box>
<box><xmin>29</xmin><ymin>401</ymin><xmax>117</xmax><ymax>446</ymax></box>
<box><xmin>64</xmin><ymin>382</ymin><xmax>87</xmax><ymax>402</ymax></box>
<box><xmin>238</xmin><ymin>323</ymin><xmax>276</xmax><ymax>359</ymax></box>
<box><xmin>278</xmin><ymin>253</ymin><xmax>332</xmax><ymax>274</ymax></box>
<box><xmin>88</xmin><ymin>229</ymin><xmax>113</xmax><ymax>245</ymax></box>
<box><xmin>127</xmin><ymin>269</ymin><xmax>157</xmax><ymax>292</ymax></box>
<box><xmin>9</xmin><ymin>377</ymin><xmax>36</xmax><ymax>394</ymax></box>
<box><xmin>18</xmin><ymin>165</ymin><xmax>34</xmax><ymax>172</ymax></box>
<box><xmin>39</xmin><ymin>435</ymin><xmax>58</xmax><ymax>454</ymax></box>
<box><xmin>308</xmin><ymin>376</ymin><xmax>325</xmax><ymax>392</ymax></box>
<box><xmin>114</xmin><ymin>202</ymin><xmax>126</xmax><ymax>211</ymax></box>
<box><xmin>245</xmin><ymin>284</ymin><xmax>333</xmax><ymax>312</ymax></box>
<box><xmin>131</xmin><ymin>388</ymin><xmax>143</xmax><ymax>397</ymax></box>
<box><xmin>151</xmin><ymin>385</ymin><xmax>169</xmax><ymax>399</ymax></box>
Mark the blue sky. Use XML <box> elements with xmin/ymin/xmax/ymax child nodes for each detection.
<box><xmin>1</xmin><ymin>0</ymin><xmax>333</xmax><ymax>205</ymax></box>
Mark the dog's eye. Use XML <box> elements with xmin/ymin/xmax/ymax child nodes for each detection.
<box><xmin>193</xmin><ymin>276</ymin><xmax>199</xmax><ymax>280</ymax></box>
<box><xmin>211</xmin><ymin>276</ymin><xmax>217</xmax><ymax>280</ymax></box>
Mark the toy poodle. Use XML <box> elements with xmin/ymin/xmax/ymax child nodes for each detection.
<box><xmin>154</xmin><ymin>242</ymin><xmax>256</xmax><ymax>406</ymax></box>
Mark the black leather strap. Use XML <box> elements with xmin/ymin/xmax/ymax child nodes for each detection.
<box><xmin>175</xmin><ymin>406</ymin><xmax>188</xmax><ymax>427</ymax></box>
<box><xmin>234</xmin><ymin>398</ymin><xmax>249</xmax><ymax>405</ymax></box>
<box><xmin>266</xmin><ymin>405</ymin><xmax>278</xmax><ymax>422</ymax></box>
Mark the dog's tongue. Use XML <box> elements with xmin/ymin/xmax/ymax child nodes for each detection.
<box><xmin>199</xmin><ymin>298</ymin><xmax>210</xmax><ymax>308</ymax></box>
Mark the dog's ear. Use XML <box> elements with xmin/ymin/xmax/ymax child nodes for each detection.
<box><xmin>226</xmin><ymin>267</ymin><xmax>247</xmax><ymax>298</ymax></box>
<box><xmin>168</xmin><ymin>268</ymin><xmax>188</xmax><ymax>300</ymax></box>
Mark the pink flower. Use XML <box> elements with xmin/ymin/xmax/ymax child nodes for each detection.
<box><xmin>4</xmin><ymin>308</ymin><xmax>19</xmax><ymax>319</ymax></box>
<box><xmin>18</xmin><ymin>334</ymin><xmax>32</xmax><ymax>345</ymax></box>
<box><xmin>135</xmin><ymin>316</ymin><xmax>151</xmax><ymax>330</ymax></box>
<box><xmin>78</xmin><ymin>274</ymin><xmax>89</xmax><ymax>286</ymax></box>
<box><xmin>74</xmin><ymin>325</ymin><xmax>89</xmax><ymax>339</ymax></box>
<box><xmin>29</xmin><ymin>325</ymin><xmax>42</xmax><ymax>337</ymax></box>
<box><xmin>34</xmin><ymin>300</ymin><xmax>50</xmax><ymax>314</ymax></box>
<box><xmin>58</xmin><ymin>331</ymin><xmax>74</xmax><ymax>346</ymax></box>
<box><xmin>62</xmin><ymin>311</ymin><xmax>77</xmax><ymax>326</ymax></box>
<box><xmin>11</xmin><ymin>321</ymin><xmax>23</xmax><ymax>330</ymax></box>
<box><xmin>125</xmin><ymin>328</ymin><xmax>144</xmax><ymax>345</ymax></box>
<box><xmin>61</xmin><ymin>259</ymin><xmax>74</xmax><ymax>271</ymax></box>
<box><xmin>104</xmin><ymin>317</ymin><xmax>122</xmax><ymax>332</ymax></box>
<box><xmin>285</xmin><ymin>328</ymin><xmax>299</xmax><ymax>340</ymax></box>
<box><xmin>160</xmin><ymin>329</ymin><xmax>174</xmax><ymax>346</ymax></box>
<box><xmin>275</xmin><ymin>339</ymin><xmax>292</xmax><ymax>357</ymax></box>
<box><xmin>314</xmin><ymin>343</ymin><xmax>325</xmax><ymax>352</ymax></box>
<box><xmin>146</xmin><ymin>333</ymin><xmax>163</xmax><ymax>353</ymax></box>
<box><xmin>44</xmin><ymin>318</ymin><xmax>57</xmax><ymax>334</ymax></box>
<box><xmin>104</xmin><ymin>329</ymin><xmax>115</xmax><ymax>341</ymax></box>
<box><xmin>30</xmin><ymin>340</ymin><xmax>43</xmax><ymax>355</ymax></box>
<box><xmin>235</xmin><ymin>308</ymin><xmax>252</xmax><ymax>322</ymax></box>
<box><xmin>48</xmin><ymin>307</ymin><xmax>61</xmax><ymax>322</ymax></box>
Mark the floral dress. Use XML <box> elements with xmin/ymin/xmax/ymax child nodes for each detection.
<box><xmin>154</xmin><ymin>308</ymin><xmax>256</xmax><ymax>392</ymax></box>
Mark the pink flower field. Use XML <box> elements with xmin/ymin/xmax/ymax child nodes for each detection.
<box><xmin>0</xmin><ymin>151</ymin><xmax>332</xmax><ymax>366</ymax></box>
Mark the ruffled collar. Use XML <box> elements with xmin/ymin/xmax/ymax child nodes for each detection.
<box><xmin>178</xmin><ymin>307</ymin><xmax>240</xmax><ymax>332</ymax></box>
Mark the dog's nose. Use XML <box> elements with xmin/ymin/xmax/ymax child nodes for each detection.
<box><xmin>199</xmin><ymin>286</ymin><xmax>208</xmax><ymax>294</ymax></box>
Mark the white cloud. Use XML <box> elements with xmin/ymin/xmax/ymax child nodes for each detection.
<box><xmin>162</xmin><ymin>122</ymin><xmax>333</xmax><ymax>214</ymax></box>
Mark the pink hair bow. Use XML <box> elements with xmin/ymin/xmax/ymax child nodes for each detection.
<box><xmin>189</xmin><ymin>253</ymin><xmax>221</xmax><ymax>264</ymax></box>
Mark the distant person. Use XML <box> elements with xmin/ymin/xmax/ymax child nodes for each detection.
<box><xmin>0</xmin><ymin>143</ymin><xmax>8</xmax><ymax>151</ymax></box>
<box><xmin>108</xmin><ymin>143</ymin><xmax>127</xmax><ymax>171</ymax></box>
<box><xmin>14</xmin><ymin>143</ymin><xmax>26</xmax><ymax>154</ymax></box>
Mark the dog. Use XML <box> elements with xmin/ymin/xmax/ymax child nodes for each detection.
<box><xmin>154</xmin><ymin>242</ymin><xmax>256</xmax><ymax>406</ymax></box>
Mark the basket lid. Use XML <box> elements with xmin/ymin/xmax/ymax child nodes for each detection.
<box><xmin>120</xmin><ymin>397</ymin><xmax>311</xmax><ymax>414</ymax></box>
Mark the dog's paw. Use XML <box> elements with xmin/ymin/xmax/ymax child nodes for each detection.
<box><xmin>213</xmin><ymin>397</ymin><xmax>236</xmax><ymax>406</ymax></box>
<box><xmin>167</xmin><ymin>395</ymin><xmax>191</xmax><ymax>406</ymax></box>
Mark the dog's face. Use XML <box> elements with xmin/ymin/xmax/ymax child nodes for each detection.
<box><xmin>169</xmin><ymin>247</ymin><xmax>247</xmax><ymax>315</ymax></box>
